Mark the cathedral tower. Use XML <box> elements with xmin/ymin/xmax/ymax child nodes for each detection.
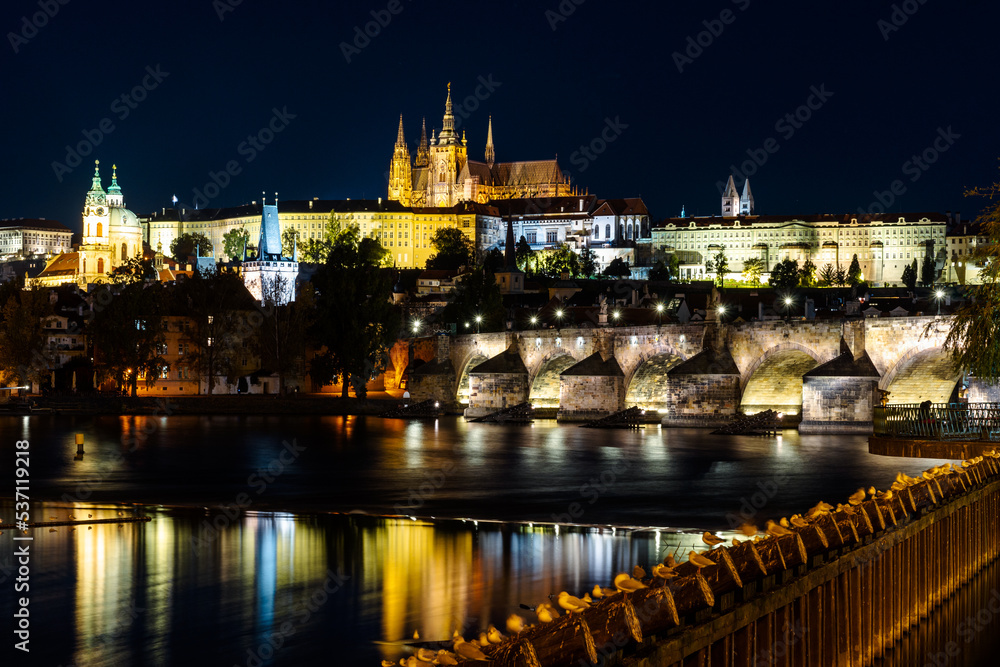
<box><xmin>485</xmin><ymin>116</ymin><xmax>495</xmax><ymax>168</ymax></box>
<box><xmin>388</xmin><ymin>115</ymin><xmax>412</xmax><ymax>206</ymax></box>
<box><xmin>740</xmin><ymin>178</ymin><xmax>754</xmax><ymax>215</ymax></box>
<box><xmin>721</xmin><ymin>175</ymin><xmax>740</xmax><ymax>216</ymax></box>
<box><xmin>415</xmin><ymin>118</ymin><xmax>429</xmax><ymax>168</ymax></box>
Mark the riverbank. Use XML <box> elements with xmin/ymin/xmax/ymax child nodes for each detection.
<box><xmin>0</xmin><ymin>392</ymin><xmax>412</xmax><ymax>416</ymax></box>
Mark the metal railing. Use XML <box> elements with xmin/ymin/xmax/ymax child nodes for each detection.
<box><xmin>874</xmin><ymin>403</ymin><xmax>1000</xmax><ymax>441</ymax></box>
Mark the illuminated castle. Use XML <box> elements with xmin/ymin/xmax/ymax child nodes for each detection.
<box><xmin>388</xmin><ymin>84</ymin><xmax>576</xmax><ymax>207</ymax></box>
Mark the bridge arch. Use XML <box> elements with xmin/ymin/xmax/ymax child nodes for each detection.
<box><xmin>528</xmin><ymin>349</ymin><xmax>581</xmax><ymax>408</ymax></box>
<box><xmin>740</xmin><ymin>343</ymin><xmax>823</xmax><ymax>416</ymax></box>
<box><xmin>455</xmin><ymin>352</ymin><xmax>489</xmax><ymax>405</ymax></box>
<box><xmin>879</xmin><ymin>345</ymin><xmax>961</xmax><ymax>405</ymax></box>
<box><xmin>623</xmin><ymin>347</ymin><xmax>688</xmax><ymax>411</ymax></box>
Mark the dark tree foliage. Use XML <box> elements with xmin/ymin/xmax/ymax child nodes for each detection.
<box><xmin>921</xmin><ymin>242</ymin><xmax>937</xmax><ymax>286</ymax></box>
<box><xmin>515</xmin><ymin>236</ymin><xmax>534</xmax><ymax>272</ymax></box>
<box><xmin>705</xmin><ymin>248</ymin><xmax>729</xmax><ymax>287</ymax></box>
<box><xmin>440</xmin><ymin>266</ymin><xmax>505</xmax><ymax>333</ymax></box>
<box><xmin>426</xmin><ymin>227</ymin><xmax>475</xmax><ymax>271</ymax></box>
<box><xmin>580</xmin><ymin>247</ymin><xmax>598</xmax><ymax>278</ymax></box>
<box><xmin>0</xmin><ymin>284</ymin><xmax>51</xmax><ymax>388</ymax></box>
<box><xmin>310</xmin><ymin>232</ymin><xmax>401</xmax><ymax>398</ymax></box>
<box><xmin>170</xmin><ymin>232</ymin><xmax>213</xmax><ymax>262</ymax></box>
<box><xmin>847</xmin><ymin>254</ymin><xmax>863</xmax><ymax>286</ymax></box>
<box><xmin>769</xmin><ymin>258</ymin><xmax>800</xmax><ymax>291</ymax></box>
<box><xmin>799</xmin><ymin>258</ymin><xmax>817</xmax><ymax>287</ymax></box>
<box><xmin>819</xmin><ymin>263</ymin><xmax>836</xmax><ymax>286</ymax></box>
<box><xmin>483</xmin><ymin>247</ymin><xmax>504</xmax><ymax>273</ymax></box>
<box><xmin>946</xmin><ymin>167</ymin><xmax>1000</xmax><ymax>380</ymax></box>
<box><xmin>88</xmin><ymin>282</ymin><xmax>167</xmax><ymax>396</ymax></box>
<box><xmin>602</xmin><ymin>257</ymin><xmax>631</xmax><ymax>278</ymax></box>
<box><xmin>902</xmin><ymin>261</ymin><xmax>918</xmax><ymax>289</ymax></box>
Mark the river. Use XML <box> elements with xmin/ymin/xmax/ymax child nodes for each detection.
<box><xmin>1</xmin><ymin>415</ymin><xmax>985</xmax><ymax>665</ymax></box>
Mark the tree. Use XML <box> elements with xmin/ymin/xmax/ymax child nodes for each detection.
<box><xmin>602</xmin><ymin>257</ymin><xmax>631</xmax><ymax>278</ymax></box>
<box><xmin>769</xmin><ymin>258</ymin><xmax>800</xmax><ymax>291</ymax></box>
<box><xmin>257</xmin><ymin>276</ymin><xmax>313</xmax><ymax>395</ymax></box>
<box><xmin>921</xmin><ymin>243</ymin><xmax>937</xmax><ymax>286</ymax></box>
<box><xmin>310</xmin><ymin>233</ymin><xmax>401</xmax><ymax>399</ymax></box>
<box><xmin>945</xmin><ymin>167</ymin><xmax>1000</xmax><ymax>380</ymax></box>
<box><xmin>178</xmin><ymin>270</ymin><xmax>256</xmax><ymax>394</ymax></box>
<box><xmin>281</xmin><ymin>228</ymin><xmax>301</xmax><ymax>258</ymax></box>
<box><xmin>440</xmin><ymin>266</ymin><xmax>505</xmax><ymax>334</ymax></box>
<box><xmin>109</xmin><ymin>256</ymin><xmax>158</xmax><ymax>285</ymax></box>
<box><xmin>834</xmin><ymin>266</ymin><xmax>847</xmax><ymax>287</ymax></box>
<box><xmin>799</xmin><ymin>258</ymin><xmax>817</xmax><ymax>287</ymax></box>
<box><xmin>0</xmin><ymin>284</ymin><xmax>52</xmax><ymax>389</ymax></box>
<box><xmin>300</xmin><ymin>213</ymin><xmax>359</xmax><ymax>264</ymax></box>
<box><xmin>705</xmin><ymin>248</ymin><xmax>729</xmax><ymax>287</ymax></box>
<box><xmin>88</xmin><ymin>282</ymin><xmax>168</xmax><ymax>396</ymax></box>
<box><xmin>742</xmin><ymin>257</ymin><xmax>765</xmax><ymax>287</ymax></box>
<box><xmin>819</xmin><ymin>263</ymin><xmax>836</xmax><ymax>286</ymax></box>
<box><xmin>482</xmin><ymin>247</ymin><xmax>504</xmax><ymax>273</ymax></box>
<box><xmin>170</xmin><ymin>232</ymin><xmax>213</xmax><ymax>262</ymax></box>
<box><xmin>427</xmin><ymin>227</ymin><xmax>475</xmax><ymax>271</ymax></box>
<box><xmin>541</xmin><ymin>244</ymin><xmax>580</xmax><ymax>278</ymax></box>
<box><xmin>580</xmin><ymin>246</ymin><xmax>598</xmax><ymax>278</ymax></box>
<box><xmin>847</xmin><ymin>254</ymin><xmax>863</xmax><ymax>286</ymax></box>
<box><xmin>222</xmin><ymin>227</ymin><xmax>250</xmax><ymax>262</ymax></box>
<box><xmin>515</xmin><ymin>236</ymin><xmax>534</xmax><ymax>272</ymax></box>
<box><xmin>648</xmin><ymin>260</ymin><xmax>671</xmax><ymax>282</ymax></box>
<box><xmin>902</xmin><ymin>261</ymin><xmax>918</xmax><ymax>289</ymax></box>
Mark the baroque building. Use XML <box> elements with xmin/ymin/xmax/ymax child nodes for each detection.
<box><xmin>36</xmin><ymin>161</ymin><xmax>144</xmax><ymax>288</ymax></box>
<box><xmin>388</xmin><ymin>84</ymin><xmax>577</xmax><ymax>207</ymax></box>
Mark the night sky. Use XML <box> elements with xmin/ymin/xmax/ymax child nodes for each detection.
<box><xmin>2</xmin><ymin>0</ymin><xmax>998</xmax><ymax>235</ymax></box>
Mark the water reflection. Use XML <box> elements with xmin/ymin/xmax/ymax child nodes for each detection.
<box><xmin>4</xmin><ymin>498</ymin><xmax>1000</xmax><ymax>665</ymax></box>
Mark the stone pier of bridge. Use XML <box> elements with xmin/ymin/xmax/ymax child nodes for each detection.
<box><xmin>407</xmin><ymin>316</ymin><xmax>976</xmax><ymax>433</ymax></box>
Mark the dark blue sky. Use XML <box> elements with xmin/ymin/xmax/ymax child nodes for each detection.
<box><xmin>2</xmin><ymin>0</ymin><xmax>997</xmax><ymax>234</ymax></box>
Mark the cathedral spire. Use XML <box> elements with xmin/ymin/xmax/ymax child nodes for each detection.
<box><xmin>485</xmin><ymin>116</ymin><xmax>495</xmax><ymax>167</ymax></box>
<box><xmin>415</xmin><ymin>117</ymin><xmax>429</xmax><ymax>167</ymax></box>
<box><xmin>395</xmin><ymin>114</ymin><xmax>406</xmax><ymax>147</ymax></box>
<box><xmin>740</xmin><ymin>178</ymin><xmax>755</xmax><ymax>215</ymax></box>
<box><xmin>438</xmin><ymin>82</ymin><xmax>457</xmax><ymax>144</ymax></box>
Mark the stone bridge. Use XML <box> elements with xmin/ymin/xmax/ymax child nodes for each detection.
<box><xmin>408</xmin><ymin>316</ymin><xmax>978</xmax><ymax>432</ymax></box>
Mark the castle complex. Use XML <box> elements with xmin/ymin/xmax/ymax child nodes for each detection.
<box><xmin>387</xmin><ymin>84</ymin><xmax>576</xmax><ymax>207</ymax></box>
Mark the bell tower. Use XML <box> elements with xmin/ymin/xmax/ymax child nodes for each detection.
<box><xmin>82</xmin><ymin>160</ymin><xmax>110</xmax><ymax>244</ymax></box>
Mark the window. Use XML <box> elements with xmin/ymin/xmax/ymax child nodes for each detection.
<box><xmin>605</xmin><ymin>224</ymin><xmax>611</xmax><ymax>239</ymax></box>
<box><xmin>546</xmin><ymin>230</ymin><xmax>557</xmax><ymax>244</ymax></box>
<box><xmin>526</xmin><ymin>231</ymin><xmax>537</xmax><ymax>244</ymax></box>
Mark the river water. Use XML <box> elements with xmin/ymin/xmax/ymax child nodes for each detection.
<box><xmin>1</xmin><ymin>415</ymin><xmax>990</xmax><ymax>665</ymax></box>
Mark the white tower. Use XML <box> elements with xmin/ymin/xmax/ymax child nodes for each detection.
<box><xmin>243</xmin><ymin>196</ymin><xmax>298</xmax><ymax>305</ymax></box>
<box><xmin>740</xmin><ymin>178</ymin><xmax>754</xmax><ymax>215</ymax></box>
<box><xmin>721</xmin><ymin>175</ymin><xmax>739</xmax><ymax>216</ymax></box>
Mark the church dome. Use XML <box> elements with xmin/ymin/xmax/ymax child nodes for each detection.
<box><xmin>108</xmin><ymin>207</ymin><xmax>141</xmax><ymax>230</ymax></box>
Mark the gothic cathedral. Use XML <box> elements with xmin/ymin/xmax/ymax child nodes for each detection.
<box><xmin>388</xmin><ymin>84</ymin><xmax>576</xmax><ymax>207</ymax></box>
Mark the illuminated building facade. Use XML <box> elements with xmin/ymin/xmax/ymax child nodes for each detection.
<box><xmin>36</xmin><ymin>161</ymin><xmax>144</xmax><ymax>288</ymax></box>
<box><xmin>388</xmin><ymin>84</ymin><xmax>576</xmax><ymax>208</ymax></box>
